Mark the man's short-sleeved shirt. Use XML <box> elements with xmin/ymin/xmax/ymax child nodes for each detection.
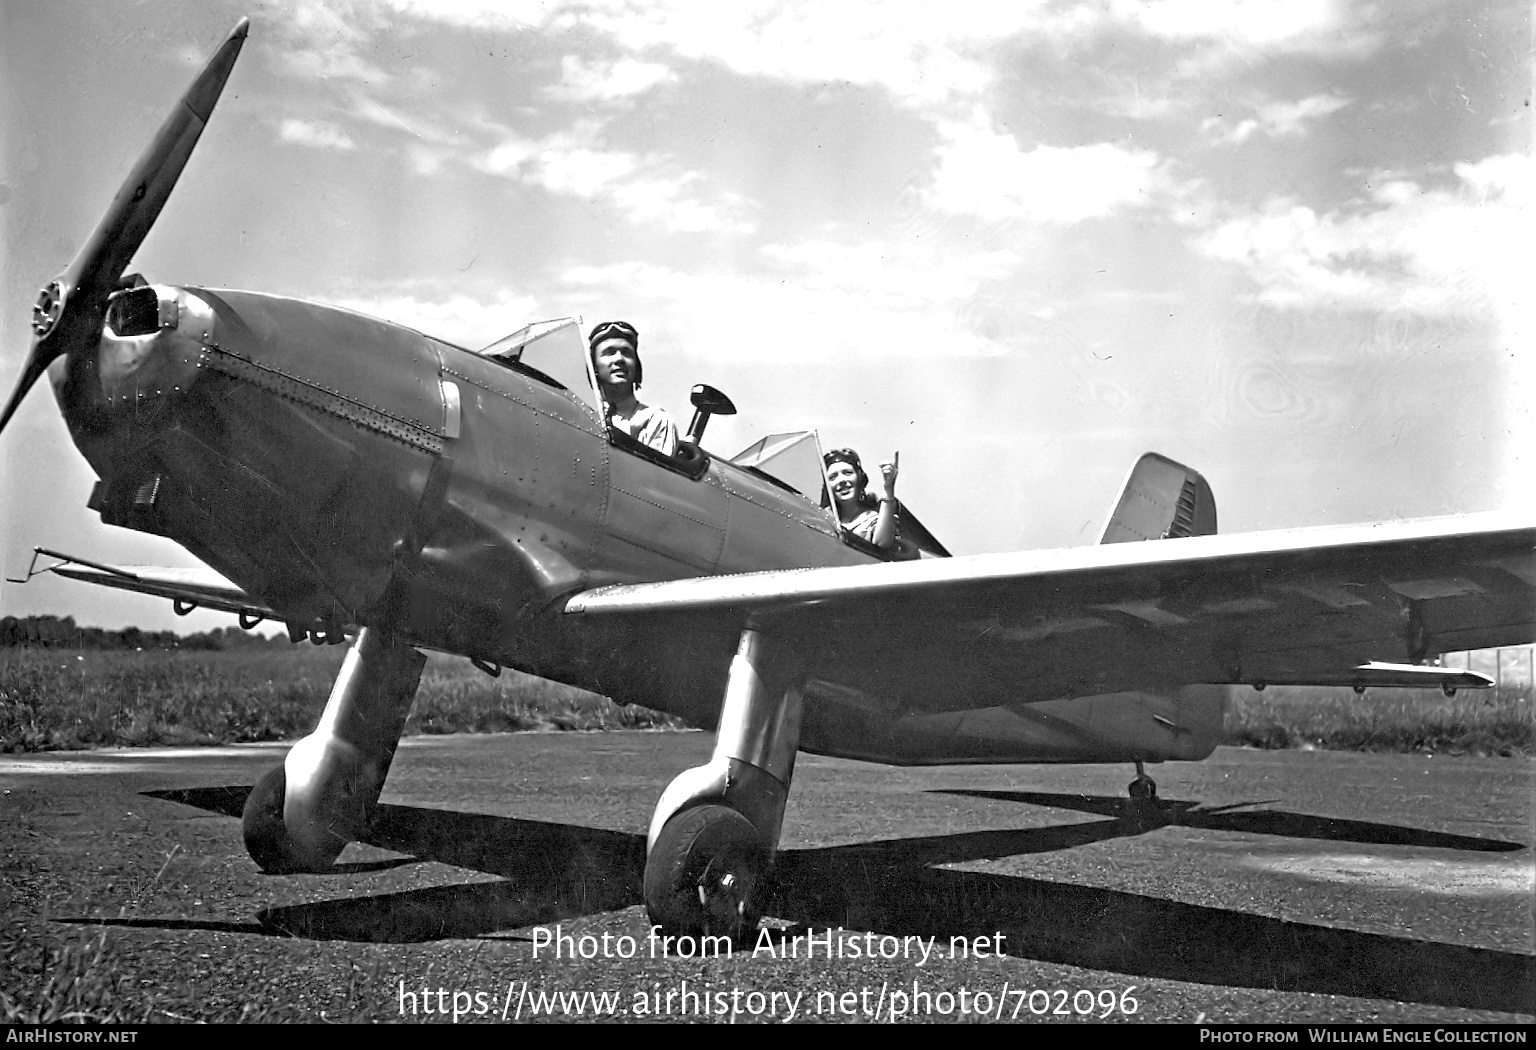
<box><xmin>610</xmin><ymin>401</ymin><xmax>678</xmax><ymax>457</ymax></box>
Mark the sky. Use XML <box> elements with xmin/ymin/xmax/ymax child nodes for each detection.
<box><xmin>1</xmin><ymin>0</ymin><xmax>1531</xmax><ymax>633</ymax></box>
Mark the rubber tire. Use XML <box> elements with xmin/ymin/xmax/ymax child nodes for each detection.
<box><xmin>644</xmin><ymin>804</ymin><xmax>766</xmax><ymax>947</ymax></box>
<box><xmin>242</xmin><ymin>765</ymin><xmax>326</xmax><ymax>874</ymax></box>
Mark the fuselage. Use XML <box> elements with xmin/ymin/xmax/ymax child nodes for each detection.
<box><xmin>52</xmin><ymin>283</ymin><xmax>1226</xmax><ymax>764</ymax></box>
<box><xmin>57</xmin><ymin>286</ymin><xmax>866</xmax><ymax>689</ymax></box>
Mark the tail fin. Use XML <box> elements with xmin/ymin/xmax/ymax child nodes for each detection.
<box><xmin>1100</xmin><ymin>453</ymin><xmax>1216</xmax><ymax>543</ymax></box>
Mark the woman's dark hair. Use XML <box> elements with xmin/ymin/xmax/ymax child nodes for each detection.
<box><xmin>589</xmin><ymin>320</ymin><xmax>643</xmax><ymax>385</ymax></box>
<box><xmin>823</xmin><ymin>447</ymin><xmax>876</xmax><ymax>509</ymax></box>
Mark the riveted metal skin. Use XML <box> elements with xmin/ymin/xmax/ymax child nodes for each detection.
<box><xmin>96</xmin><ymin>285</ymin><xmax>212</xmax><ymax>418</ymax></box>
<box><xmin>410</xmin><ymin>347</ymin><xmax>608</xmax><ymax>668</ymax></box>
<box><xmin>199</xmin><ymin>347</ymin><xmax>444</xmax><ymax>454</ymax></box>
<box><xmin>397</xmin><ymin>337</ymin><xmax>871</xmax><ymax>692</ymax></box>
<box><xmin>50</xmin><ymin>277</ymin><xmax>877</xmax><ymax>708</ymax></box>
<box><xmin>58</xmin><ymin>287</ymin><xmax>447</xmax><ymax>628</ymax></box>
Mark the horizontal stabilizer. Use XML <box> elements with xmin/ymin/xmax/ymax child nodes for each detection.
<box><xmin>1253</xmin><ymin>662</ymin><xmax>1495</xmax><ymax>692</ymax></box>
<box><xmin>10</xmin><ymin>547</ymin><xmax>274</xmax><ymax>622</ymax></box>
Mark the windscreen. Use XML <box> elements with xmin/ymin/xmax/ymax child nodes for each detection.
<box><xmin>480</xmin><ymin>317</ymin><xmax>599</xmax><ymax>410</ymax></box>
<box><xmin>731</xmin><ymin>430</ymin><xmax>828</xmax><ymax>506</ymax></box>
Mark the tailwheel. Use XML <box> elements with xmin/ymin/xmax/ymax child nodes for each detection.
<box><xmin>1123</xmin><ymin>761</ymin><xmax>1163</xmax><ymax>827</ymax></box>
<box><xmin>644</xmin><ymin>804</ymin><xmax>766</xmax><ymax>947</ymax></box>
<box><xmin>1127</xmin><ymin>759</ymin><xmax>1157</xmax><ymax>801</ymax></box>
<box><xmin>242</xmin><ymin>764</ymin><xmax>334</xmax><ymax>874</ymax></box>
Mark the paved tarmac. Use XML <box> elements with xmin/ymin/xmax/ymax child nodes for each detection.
<box><xmin>1</xmin><ymin>733</ymin><xmax>1531</xmax><ymax>1023</ymax></box>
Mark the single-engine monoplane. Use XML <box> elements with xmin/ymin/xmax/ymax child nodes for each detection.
<box><xmin>5</xmin><ymin>21</ymin><xmax>1533</xmax><ymax>943</ymax></box>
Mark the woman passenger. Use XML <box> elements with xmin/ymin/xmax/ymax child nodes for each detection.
<box><xmin>824</xmin><ymin>447</ymin><xmax>900</xmax><ymax>551</ymax></box>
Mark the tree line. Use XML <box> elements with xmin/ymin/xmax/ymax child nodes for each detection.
<box><xmin>0</xmin><ymin>615</ymin><xmax>285</xmax><ymax>650</ymax></box>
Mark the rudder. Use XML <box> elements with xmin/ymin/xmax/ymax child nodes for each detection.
<box><xmin>1100</xmin><ymin>452</ymin><xmax>1216</xmax><ymax>543</ymax></box>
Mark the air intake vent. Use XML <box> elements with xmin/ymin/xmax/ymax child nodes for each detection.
<box><xmin>107</xmin><ymin>286</ymin><xmax>162</xmax><ymax>337</ymax></box>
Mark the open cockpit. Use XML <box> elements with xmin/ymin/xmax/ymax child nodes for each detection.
<box><xmin>476</xmin><ymin>318</ymin><xmax>949</xmax><ymax>560</ymax></box>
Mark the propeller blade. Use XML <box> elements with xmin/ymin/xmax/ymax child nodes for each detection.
<box><xmin>0</xmin><ymin>18</ymin><xmax>249</xmax><ymax>437</ymax></box>
<box><xmin>61</xmin><ymin>18</ymin><xmax>249</xmax><ymax>312</ymax></box>
<box><xmin>0</xmin><ymin>354</ymin><xmax>53</xmax><ymax>436</ymax></box>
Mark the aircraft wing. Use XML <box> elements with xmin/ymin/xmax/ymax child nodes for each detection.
<box><xmin>565</xmin><ymin>513</ymin><xmax>1534</xmax><ymax>707</ymax></box>
<box><xmin>12</xmin><ymin>547</ymin><xmax>277</xmax><ymax>623</ymax></box>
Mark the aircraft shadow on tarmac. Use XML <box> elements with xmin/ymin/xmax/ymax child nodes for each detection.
<box><xmin>135</xmin><ymin>786</ymin><xmax>1533</xmax><ymax>1015</ymax></box>
<box><xmin>938</xmin><ymin>789</ymin><xmax>1528</xmax><ymax>852</ymax></box>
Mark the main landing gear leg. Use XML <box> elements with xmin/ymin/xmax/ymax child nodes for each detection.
<box><xmin>644</xmin><ymin>627</ymin><xmax>803</xmax><ymax>947</ymax></box>
<box><xmin>242</xmin><ymin>626</ymin><xmax>425</xmax><ymax>873</ymax></box>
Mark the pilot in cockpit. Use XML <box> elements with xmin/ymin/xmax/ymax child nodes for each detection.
<box><xmin>588</xmin><ymin>320</ymin><xmax>679</xmax><ymax>457</ymax></box>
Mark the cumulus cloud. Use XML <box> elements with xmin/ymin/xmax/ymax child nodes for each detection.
<box><xmin>303</xmin><ymin>0</ymin><xmax>1086</xmax><ymax>113</ymax></box>
<box><xmin>327</xmin><ymin>286</ymin><xmax>544</xmax><ymax>349</ymax></box>
<box><xmin>268</xmin><ymin>0</ymin><xmax>394</xmax><ymax>83</ymax></box>
<box><xmin>1201</xmin><ymin>94</ymin><xmax>1350</xmax><ymax>146</ymax></box>
<box><xmin>404</xmin><ymin>143</ymin><xmax>458</xmax><ymax>175</ymax></box>
<box><xmin>475</xmin><ymin>127</ymin><xmax>754</xmax><ymax>234</ymax></box>
<box><xmin>1194</xmin><ymin>153</ymin><xmax>1534</xmax><ymax>318</ymax></box>
<box><xmin>1097</xmin><ymin>0</ymin><xmax>1388</xmax><ymax>84</ymax></box>
<box><xmin>263</xmin><ymin>1</ymin><xmax>1373</xmax><ymax>142</ymax></box>
<box><xmin>277</xmin><ymin>118</ymin><xmax>358</xmax><ymax>151</ymax></box>
<box><xmin>562</xmin><ymin>261</ymin><xmax>1006</xmax><ymax>363</ymax></box>
<box><xmin>556</xmin><ymin>235</ymin><xmax>1024</xmax><ymax>364</ymax></box>
<box><xmin>1110</xmin><ymin>0</ymin><xmax>1385</xmax><ymax>64</ymax></box>
<box><xmin>257</xmin><ymin>2</ymin><xmax>1192</xmax><ymax>238</ymax></box>
<box><xmin>1115</xmin><ymin>0</ymin><xmax>1347</xmax><ymax>47</ymax></box>
<box><xmin>760</xmin><ymin>240</ymin><xmax>1019</xmax><ymax>302</ymax></box>
<box><xmin>608</xmin><ymin>175</ymin><xmax>754</xmax><ymax>234</ymax></box>
<box><xmin>525</xmin><ymin>143</ymin><xmax>639</xmax><ymax>198</ymax></box>
<box><xmin>348</xmin><ymin>95</ymin><xmax>461</xmax><ymax>144</ymax></box>
<box><xmin>377</xmin><ymin>0</ymin><xmax>552</xmax><ymax>25</ymax></box>
<box><xmin>926</xmin><ymin>117</ymin><xmax>1173</xmax><ymax>223</ymax></box>
<box><xmin>547</xmin><ymin>56</ymin><xmax>676</xmax><ymax>103</ymax></box>
<box><xmin>255</xmin><ymin>5</ymin><xmax>758</xmax><ymax>235</ymax></box>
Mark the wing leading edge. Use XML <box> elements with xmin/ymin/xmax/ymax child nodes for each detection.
<box><xmin>565</xmin><ymin>512</ymin><xmax>1535</xmax><ymax>707</ymax></box>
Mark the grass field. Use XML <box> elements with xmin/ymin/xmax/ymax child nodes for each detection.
<box><xmin>1</xmin><ymin>646</ymin><xmax>1529</xmax><ymax>755</ymax></box>
<box><xmin>1225</xmin><ymin>682</ymin><xmax>1531</xmax><ymax>757</ymax></box>
<box><xmin>0</xmin><ymin>646</ymin><xmax>681</xmax><ymax>753</ymax></box>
